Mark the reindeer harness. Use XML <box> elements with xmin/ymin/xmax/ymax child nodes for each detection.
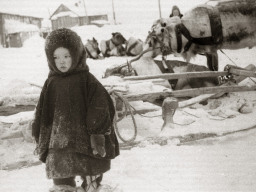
<box><xmin>175</xmin><ymin>6</ymin><xmax>224</xmax><ymax>53</ymax></box>
<box><xmin>104</xmin><ymin>38</ymin><xmax>120</xmax><ymax>56</ymax></box>
<box><xmin>85</xmin><ymin>46</ymin><xmax>94</xmax><ymax>59</ymax></box>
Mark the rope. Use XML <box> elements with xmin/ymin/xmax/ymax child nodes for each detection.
<box><xmin>127</xmin><ymin>46</ymin><xmax>162</xmax><ymax>65</ymax></box>
<box><xmin>182</xmin><ymin>110</ymin><xmax>200</xmax><ymax>118</ymax></box>
<box><xmin>220</xmin><ymin>49</ymin><xmax>238</xmax><ymax>66</ymax></box>
<box><xmin>129</xmin><ymin>105</ymin><xmax>162</xmax><ymax>118</ymax></box>
<box><xmin>109</xmin><ymin>89</ymin><xmax>198</xmax><ymax>146</ymax></box>
<box><xmin>111</xmin><ymin>91</ymin><xmax>138</xmax><ymax>144</ymax></box>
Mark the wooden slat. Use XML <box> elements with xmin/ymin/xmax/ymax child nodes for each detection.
<box><xmin>123</xmin><ymin>71</ymin><xmax>228</xmax><ymax>81</ymax></box>
<box><xmin>0</xmin><ymin>105</ymin><xmax>35</xmax><ymax>116</ymax></box>
<box><xmin>178</xmin><ymin>64</ymin><xmax>256</xmax><ymax>108</ymax></box>
<box><xmin>125</xmin><ymin>85</ymin><xmax>256</xmax><ymax>102</ymax></box>
<box><xmin>229</xmin><ymin>68</ymin><xmax>256</xmax><ymax>78</ymax></box>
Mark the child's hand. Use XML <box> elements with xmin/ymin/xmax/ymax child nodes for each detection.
<box><xmin>92</xmin><ymin>146</ymin><xmax>106</xmax><ymax>157</ymax></box>
<box><xmin>90</xmin><ymin>134</ymin><xmax>106</xmax><ymax>157</ymax></box>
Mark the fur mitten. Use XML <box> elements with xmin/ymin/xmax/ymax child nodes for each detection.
<box><xmin>90</xmin><ymin>134</ymin><xmax>106</xmax><ymax>157</ymax></box>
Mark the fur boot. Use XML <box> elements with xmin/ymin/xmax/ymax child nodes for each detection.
<box><xmin>49</xmin><ymin>185</ymin><xmax>76</xmax><ymax>192</ymax></box>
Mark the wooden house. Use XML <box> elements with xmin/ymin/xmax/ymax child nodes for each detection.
<box><xmin>50</xmin><ymin>4</ymin><xmax>108</xmax><ymax>30</ymax></box>
<box><xmin>0</xmin><ymin>12</ymin><xmax>42</xmax><ymax>47</ymax></box>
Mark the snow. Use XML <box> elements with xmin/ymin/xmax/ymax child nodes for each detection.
<box><xmin>4</xmin><ymin>19</ymin><xmax>39</xmax><ymax>34</ymax></box>
<box><xmin>1</xmin><ymin>0</ymin><xmax>256</xmax><ymax>191</ymax></box>
<box><xmin>91</xmin><ymin>20</ymin><xmax>110</xmax><ymax>25</ymax></box>
<box><xmin>51</xmin><ymin>11</ymin><xmax>79</xmax><ymax>20</ymax></box>
<box><xmin>1</xmin><ymin>129</ymin><xmax>256</xmax><ymax>192</ymax></box>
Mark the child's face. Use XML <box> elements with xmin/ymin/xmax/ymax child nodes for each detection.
<box><xmin>53</xmin><ymin>47</ymin><xmax>72</xmax><ymax>73</ymax></box>
<box><xmin>173</xmin><ymin>9</ymin><xmax>180</xmax><ymax>16</ymax></box>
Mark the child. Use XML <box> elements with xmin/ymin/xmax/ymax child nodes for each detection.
<box><xmin>32</xmin><ymin>28</ymin><xmax>119</xmax><ymax>192</ymax></box>
<box><xmin>169</xmin><ymin>5</ymin><xmax>183</xmax><ymax>18</ymax></box>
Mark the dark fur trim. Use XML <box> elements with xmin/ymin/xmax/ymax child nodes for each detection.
<box><xmin>45</xmin><ymin>28</ymin><xmax>88</xmax><ymax>75</ymax></box>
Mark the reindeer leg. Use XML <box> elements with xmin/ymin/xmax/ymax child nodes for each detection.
<box><xmin>161</xmin><ymin>97</ymin><xmax>178</xmax><ymax>131</ymax></box>
<box><xmin>206</xmin><ymin>51</ymin><xmax>218</xmax><ymax>71</ymax></box>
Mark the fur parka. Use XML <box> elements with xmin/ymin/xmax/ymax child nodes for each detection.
<box><xmin>32</xmin><ymin>28</ymin><xmax>119</xmax><ymax>164</ymax></box>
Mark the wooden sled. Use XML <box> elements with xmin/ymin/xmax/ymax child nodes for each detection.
<box><xmin>109</xmin><ymin>63</ymin><xmax>256</xmax><ymax>143</ymax></box>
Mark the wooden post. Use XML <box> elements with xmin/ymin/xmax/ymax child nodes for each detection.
<box><xmin>158</xmin><ymin>0</ymin><xmax>162</xmax><ymax>18</ymax></box>
<box><xmin>82</xmin><ymin>0</ymin><xmax>88</xmax><ymax>17</ymax></box>
<box><xmin>112</xmin><ymin>0</ymin><xmax>117</xmax><ymax>25</ymax></box>
<box><xmin>161</xmin><ymin>97</ymin><xmax>178</xmax><ymax>131</ymax></box>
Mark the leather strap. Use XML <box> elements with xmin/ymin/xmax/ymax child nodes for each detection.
<box><xmin>175</xmin><ymin>6</ymin><xmax>223</xmax><ymax>53</ymax></box>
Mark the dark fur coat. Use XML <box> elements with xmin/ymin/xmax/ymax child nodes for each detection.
<box><xmin>32</xmin><ymin>28</ymin><xmax>119</xmax><ymax>165</ymax></box>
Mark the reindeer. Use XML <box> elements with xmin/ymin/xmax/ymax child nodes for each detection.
<box><xmin>125</xmin><ymin>37</ymin><xmax>144</xmax><ymax>56</ymax></box>
<box><xmin>100</xmin><ymin>32</ymin><xmax>127</xmax><ymax>57</ymax></box>
<box><xmin>129</xmin><ymin>40</ymin><xmax>219</xmax><ymax>90</ymax></box>
<box><xmin>148</xmin><ymin>0</ymin><xmax>256</xmax><ymax>71</ymax></box>
<box><xmin>154</xmin><ymin>59</ymin><xmax>219</xmax><ymax>90</ymax></box>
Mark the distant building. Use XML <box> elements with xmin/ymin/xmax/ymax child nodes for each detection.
<box><xmin>0</xmin><ymin>12</ymin><xmax>43</xmax><ymax>47</ymax></box>
<box><xmin>50</xmin><ymin>4</ymin><xmax>108</xmax><ymax>30</ymax></box>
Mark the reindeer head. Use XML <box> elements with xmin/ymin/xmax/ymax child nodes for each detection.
<box><xmin>92</xmin><ymin>37</ymin><xmax>101</xmax><ymax>54</ymax></box>
<box><xmin>111</xmin><ymin>32</ymin><xmax>127</xmax><ymax>45</ymax></box>
<box><xmin>145</xmin><ymin>17</ymin><xmax>182</xmax><ymax>57</ymax></box>
<box><xmin>85</xmin><ymin>37</ymin><xmax>101</xmax><ymax>59</ymax></box>
<box><xmin>145</xmin><ymin>29</ymin><xmax>172</xmax><ymax>57</ymax></box>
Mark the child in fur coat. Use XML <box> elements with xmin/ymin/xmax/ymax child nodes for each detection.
<box><xmin>32</xmin><ymin>28</ymin><xmax>119</xmax><ymax>192</ymax></box>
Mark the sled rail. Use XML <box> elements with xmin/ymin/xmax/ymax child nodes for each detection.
<box><xmin>229</xmin><ymin>67</ymin><xmax>256</xmax><ymax>78</ymax></box>
<box><xmin>124</xmin><ymin>71</ymin><xmax>228</xmax><ymax>81</ymax></box>
<box><xmin>123</xmin><ymin>68</ymin><xmax>256</xmax><ymax>81</ymax></box>
<box><xmin>124</xmin><ymin>85</ymin><xmax>256</xmax><ymax>102</ymax></box>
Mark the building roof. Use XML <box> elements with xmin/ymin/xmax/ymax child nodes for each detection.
<box><xmin>0</xmin><ymin>10</ymin><xmax>43</xmax><ymax>19</ymax></box>
<box><xmin>50</xmin><ymin>4</ymin><xmax>79</xmax><ymax>20</ymax></box>
<box><xmin>0</xmin><ymin>0</ymin><xmax>44</xmax><ymax>19</ymax></box>
<box><xmin>50</xmin><ymin>3</ymin><xmax>107</xmax><ymax>19</ymax></box>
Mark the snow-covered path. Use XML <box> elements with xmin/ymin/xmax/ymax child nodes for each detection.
<box><xmin>1</xmin><ymin>128</ymin><xmax>256</xmax><ymax>192</ymax></box>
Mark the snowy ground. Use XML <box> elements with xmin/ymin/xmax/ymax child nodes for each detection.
<box><xmin>1</xmin><ymin>1</ymin><xmax>256</xmax><ymax>191</ymax></box>
<box><xmin>1</xmin><ymin>128</ymin><xmax>256</xmax><ymax>192</ymax></box>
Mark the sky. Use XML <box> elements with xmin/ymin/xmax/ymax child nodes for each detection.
<box><xmin>0</xmin><ymin>0</ymin><xmax>208</xmax><ymax>24</ymax></box>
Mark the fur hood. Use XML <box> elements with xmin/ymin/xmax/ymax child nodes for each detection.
<box><xmin>45</xmin><ymin>28</ymin><xmax>89</xmax><ymax>76</ymax></box>
<box><xmin>170</xmin><ymin>5</ymin><xmax>183</xmax><ymax>18</ymax></box>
